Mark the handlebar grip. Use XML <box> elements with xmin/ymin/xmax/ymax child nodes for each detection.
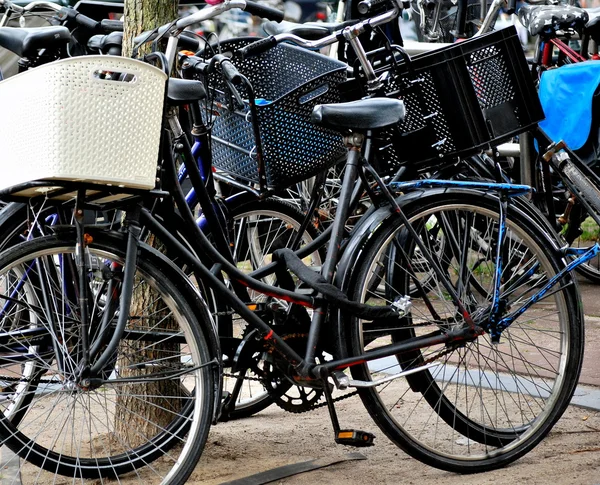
<box><xmin>180</xmin><ymin>55</ymin><xmax>209</xmax><ymax>78</ymax></box>
<box><xmin>220</xmin><ymin>59</ymin><xmax>243</xmax><ymax>85</ymax></box>
<box><xmin>100</xmin><ymin>19</ymin><xmax>123</xmax><ymax>33</ymax></box>
<box><xmin>239</xmin><ymin>36</ymin><xmax>278</xmax><ymax>58</ymax></box>
<box><xmin>244</xmin><ymin>1</ymin><xmax>284</xmax><ymax>22</ymax></box>
<box><xmin>357</xmin><ymin>0</ymin><xmax>388</xmax><ymax>15</ymax></box>
<box><xmin>75</xmin><ymin>12</ymin><xmax>99</xmax><ymax>31</ymax></box>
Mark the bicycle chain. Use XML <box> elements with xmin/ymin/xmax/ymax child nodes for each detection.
<box><xmin>223</xmin><ymin>371</ymin><xmax>359</xmax><ymax>413</ymax></box>
<box><xmin>223</xmin><ymin>328</ymin><xmax>459</xmax><ymax>414</ymax></box>
<box><xmin>306</xmin><ymin>347</ymin><xmax>455</xmax><ymax>411</ymax></box>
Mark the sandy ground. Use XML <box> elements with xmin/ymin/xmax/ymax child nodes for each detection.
<box><xmin>188</xmin><ymin>394</ymin><xmax>600</xmax><ymax>485</ymax></box>
<box><xmin>12</xmin><ymin>281</ymin><xmax>600</xmax><ymax>485</ymax></box>
<box><xmin>13</xmin><ymin>386</ymin><xmax>600</xmax><ymax>485</ymax></box>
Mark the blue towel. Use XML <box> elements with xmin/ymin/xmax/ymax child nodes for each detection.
<box><xmin>539</xmin><ymin>61</ymin><xmax>600</xmax><ymax>150</ymax></box>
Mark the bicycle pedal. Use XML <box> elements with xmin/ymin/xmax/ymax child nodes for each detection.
<box><xmin>335</xmin><ymin>430</ymin><xmax>375</xmax><ymax>447</ymax></box>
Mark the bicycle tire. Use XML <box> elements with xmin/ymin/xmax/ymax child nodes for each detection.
<box><xmin>0</xmin><ymin>233</ymin><xmax>215</xmax><ymax>482</ymax></box>
<box><xmin>345</xmin><ymin>192</ymin><xmax>583</xmax><ymax>473</ymax></box>
<box><xmin>561</xmin><ymin>202</ymin><xmax>600</xmax><ymax>284</ymax></box>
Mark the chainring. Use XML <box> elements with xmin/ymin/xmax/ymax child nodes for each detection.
<box><xmin>260</xmin><ymin>330</ymin><xmax>327</xmax><ymax>414</ymax></box>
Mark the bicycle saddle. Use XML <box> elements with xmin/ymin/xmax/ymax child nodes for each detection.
<box><xmin>167</xmin><ymin>78</ymin><xmax>206</xmax><ymax>106</ymax></box>
<box><xmin>518</xmin><ymin>5</ymin><xmax>588</xmax><ymax>37</ymax></box>
<box><xmin>0</xmin><ymin>26</ymin><xmax>71</xmax><ymax>57</ymax></box>
<box><xmin>263</xmin><ymin>19</ymin><xmax>358</xmax><ymax>40</ymax></box>
<box><xmin>311</xmin><ymin>98</ymin><xmax>405</xmax><ymax>131</ymax></box>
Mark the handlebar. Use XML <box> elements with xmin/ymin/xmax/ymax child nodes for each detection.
<box><xmin>239</xmin><ymin>35</ymin><xmax>279</xmax><ymax>58</ymax></box>
<box><xmin>163</xmin><ymin>0</ymin><xmax>285</xmax><ymax>73</ymax></box>
<box><xmin>180</xmin><ymin>52</ymin><xmax>246</xmax><ymax>108</ymax></box>
<box><xmin>218</xmin><ymin>57</ymin><xmax>244</xmax><ymax>85</ymax></box>
<box><xmin>0</xmin><ymin>0</ymin><xmax>63</xmax><ymax>13</ymax></box>
<box><xmin>0</xmin><ymin>0</ymin><xmax>63</xmax><ymax>26</ymax></box>
<box><xmin>172</xmin><ymin>0</ymin><xmax>284</xmax><ymax>32</ymax></box>
<box><xmin>0</xmin><ymin>0</ymin><xmax>123</xmax><ymax>33</ymax></box>
<box><xmin>57</xmin><ymin>6</ymin><xmax>123</xmax><ymax>33</ymax></box>
<box><xmin>239</xmin><ymin>0</ymin><xmax>402</xmax><ymax>58</ymax></box>
<box><xmin>245</xmin><ymin>0</ymin><xmax>285</xmax><ymax>22</ymax></box>
<box><xmin>180</xmin><ymin>52</ymin><xmax>243</xmax><ymax>86</ymax></box>
<box><xmin>100</xmin><ymin>19</ymin><xmax>123</xmax><ymax>33</ymax></box>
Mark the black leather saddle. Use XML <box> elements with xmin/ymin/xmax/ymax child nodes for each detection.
<box><xmin>167</xmin><ymin>78</ymin><xmax>206</xmax><ymax>106</ymax></box>
<box><xmin>311</xmin><ymin>98</ymin><xmax>405</xmax><ymax>131</ymax></box>
<box><xmin>0</xmin><ymin>26</ymin><xmax>71</xmax><ymax>57</ymax></box>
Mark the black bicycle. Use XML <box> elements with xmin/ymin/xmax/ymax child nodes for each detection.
<box><xmin>0</xmin><ymin>2</ymin><xmax>585</xmax><ymax>483</ymax></box>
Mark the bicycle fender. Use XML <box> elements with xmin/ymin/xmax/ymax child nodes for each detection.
<box><xmin>331</xmin><ymin>188</ymin><xmax>429</xmax><ymax>358</ymax></box>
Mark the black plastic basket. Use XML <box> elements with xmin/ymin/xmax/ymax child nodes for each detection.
<box><xmin>207</xmin><ymin>39</ymin><xmax>348</xmax><ymax>192</ymax></box>
<box><xmin>372</xmin><ymin>26</ymin><xmax>544</xmax><ymax>175</ymax></box>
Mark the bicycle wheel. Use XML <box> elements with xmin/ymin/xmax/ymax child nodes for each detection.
<box><xmin>345</xmin><ymin>192</ymin><xmax>583</xmax><ymax>473</ymax></box>
<box><xmin>0</xmin><ymin>197</ymin><xmax>320</xmax><ymax>420</ymax></box>
<box><xmin>222</xmin><ymin>197</ymin><xmax>323</xmax><ymax>418</ymax></box>
<box><xmin>0</xmin><ymin>233</ymin><xmax>214</xmax><ymax>482</ymax></box>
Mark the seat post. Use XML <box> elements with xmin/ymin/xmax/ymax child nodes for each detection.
<box><xmin>303</xmin><ymin>132</ymin><xmax>364</xmax><ymax>365</ymax></box>
<box><xmin>321</xmin><ymin>133</ymin><xmax>364</xmax><ymax>283</ymax></box>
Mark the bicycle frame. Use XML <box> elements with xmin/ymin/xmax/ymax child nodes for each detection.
<box><xmin>1</xmin><ymin>0</ymin><xmax>591</xmax><ymax>427</ymax></box>
<box><xmin>103</xmin><ymin>117</ymin><xmax>576</xmax><ymax>385</ymax></box>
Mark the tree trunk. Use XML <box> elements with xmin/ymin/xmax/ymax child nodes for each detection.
<box><xmin>115</xmin><ymin>0</ymin><xmax>179</xmax><ymax>446</ymax></box>
<box><xmin>122</xmin><ymin>0</ymin><xmax>178</xmax><ymax>58</ymax></box>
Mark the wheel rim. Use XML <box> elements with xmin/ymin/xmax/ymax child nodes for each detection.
<box><xmin>353</xmin><ymin>203</ymin><xmax>575</xmax><ymax>463</ymax></box>
<box><xmin>0</xmin><ymin>243</ymin><xmax>211</xmax><ymax>482</ymax></box>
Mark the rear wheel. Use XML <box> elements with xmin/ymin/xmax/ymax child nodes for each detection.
<box><xmin>346</xmin><ymin>193</ymin><xmax>583</xmax><ymax>472</ymax></box>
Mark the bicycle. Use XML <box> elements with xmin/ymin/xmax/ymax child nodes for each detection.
<box><xmin>0</xmin><ymin>0</ymin><xmax>330</xmax><ymax>421</ymax></box>
<box><xmin>328</xmin><ymin>0</ymin><xmax>600</xmax><ymax>285</ymax></box>
<box><xmin>0</xmin><ymin>1</ymin><xmax>588</xmax><ymax>482</ymax></box>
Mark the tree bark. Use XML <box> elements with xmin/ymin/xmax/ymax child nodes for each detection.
<box><xmin>122</xmin><ymin>0</ymin><xmax>178</xmax><ymax>58</ymax></box>
<box><xmin>115</xmin><ymin>0</ymin><xmax>180</xmax><ymax>446</ymax></box>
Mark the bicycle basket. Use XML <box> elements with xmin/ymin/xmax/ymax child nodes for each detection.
<box><xmin>374</xmin><ymin>26</ymin><xmax>544</xmax><ymax>175</ymax></box>
<box><xmin>0</xmin><ymin>56</ymin><xmax>166</xmax><ymax>196</ymax></box>
<box><xmin>207</xmin><ymin>38</ymin><xmax>348</xmax><ymax>192</ymax></box>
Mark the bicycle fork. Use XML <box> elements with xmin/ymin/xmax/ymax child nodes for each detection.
<box><xmin>74</xmin><ymin>196</ymin><xmax>143</xmax><ymax>388</ymax></box>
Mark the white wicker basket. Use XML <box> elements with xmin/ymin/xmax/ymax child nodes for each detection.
<box><xmin>0</xmin><ymin>56</ymin><xmax>167</xmax><ymax>194</ymax></box>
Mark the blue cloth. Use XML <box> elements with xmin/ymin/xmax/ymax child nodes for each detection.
<box><xmin>539</xmin><ymin>62</ymin><xmax>600</xmax><ymax>151</ymax></box>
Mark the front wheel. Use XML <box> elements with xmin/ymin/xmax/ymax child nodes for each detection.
<box><xmin>0</xmin><ymin>233</ymin><xmax>215</xmax><ymax>483</ymax></box>
<box><xmin>345</xmin><ymin>192</ymin><xmax>583</xmax><ymax>473</ymax></box>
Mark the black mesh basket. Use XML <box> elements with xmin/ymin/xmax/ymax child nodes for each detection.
<box><xmin>207</xmin><ymin>39</ymin><xmax>348</xmax><ymax>192</ymax></box>
<box><xmin>371</xmin><ymin>26</ymin><xmax>544</xmax><ymax>176</ymax></box>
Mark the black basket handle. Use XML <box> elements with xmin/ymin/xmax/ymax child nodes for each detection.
<box><xmin>391</xmin><ymin>45</ymin><xmax>413</xmax><ymax>74</ymax></box>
